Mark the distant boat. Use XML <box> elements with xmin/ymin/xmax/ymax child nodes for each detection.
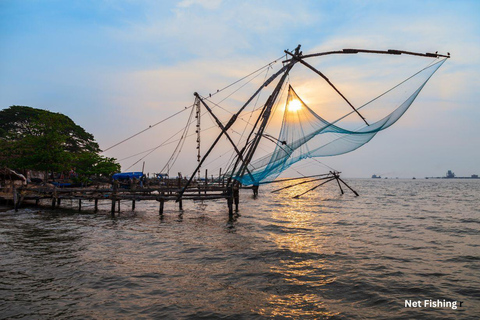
<box><xmin>413</xmin><ymin>177</ymin><xmax>416</xmax><ymax>179</ymax></box>
<box><xmin>372</xmin><ymin>174</ymin><xmax>381</xmax><ymax>179</ymax></box>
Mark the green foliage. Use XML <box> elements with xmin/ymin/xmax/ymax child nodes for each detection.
<box><xmin>0</xmin><ymin>106</ymin><xmax>120</xmax><ymax>179</ymax></box>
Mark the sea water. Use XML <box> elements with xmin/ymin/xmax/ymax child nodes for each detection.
<box><xmin>1</xmin><ymin>179</ymin><xmax>479</xmax><ymax>319</ymax></box>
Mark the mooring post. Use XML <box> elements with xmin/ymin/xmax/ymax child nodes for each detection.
<box><xmin>179</xmin><ymin>199</ymin><xmax>183</xmax><ymax>211</ymax></box>
<box><xmin>57</xmin><ymin>198</ymin><xmax>61</xmax><ymax>206</ymax></box>
<box><xmin>78</xmin><ymin>199</ymin><xmax>82</xmax><ymax>211</ymax></box>
<box><xmin>94</xmin><ymin>198</ymin><xmax>98</xmax><ymax>212</ymax></box>
<box><xmin>132</xmin><ymin>200</ymin><xmax>136</xmax><ymax>211</ymax></box>
<box><xmin>51</xmin><ymin>197</ymin><xmax>56</xmax><ymax>209</ymax></box>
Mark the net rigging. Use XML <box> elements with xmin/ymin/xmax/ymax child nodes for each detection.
<box><xmin>102</xmin><ymin>45</ymin><xmax>449</xmax><ymax>201</ymax></box>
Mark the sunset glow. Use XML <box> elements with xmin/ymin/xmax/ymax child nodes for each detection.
<box><xmin>287</xmin><ymin>99</ymin><xmax>302</xmax><ymax>112</ymax></box>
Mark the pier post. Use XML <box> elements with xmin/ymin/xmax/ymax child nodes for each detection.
<box><xmin>111</xmin><ymin>181</ymin><xmax>118</xmax><ymax>217</ymax></box>
<box><xmin>13</xmin><ymin>187</ymin><xmax>19</xmax><ymax>212</ymax></box>
<box><xmin>234</xmin><ymin>188</ymin><xmax>239</xmax><ymax>212</ymax></box>
<box><xmin>132</xmin><ymin>200</ymin><xmax>136</xmax><ymax>211</ymax></box>
<box><xmin>94</xmin><ymin>198</ymin><xmax>98</xmax><ymax>212</ymax></box>
<box><xmin>117</xmin><ymin>200</ymin><xmax>121</xmax><ymax>212</ymax></box>
<box><xmin>205</xmin><ymin>169</ymin><xmax>208</xmax><ymax>194</ymax></box>
<box><xmin>51</xmin><ymin>186</ymin><xmax>57</xmax><ymax>209</ymax></box>
<box><xmin>179</xmin><ymin>199</ymin><xmax>183</xmax><ymax>211</ymax></box>
<box><xmin>227</xmin><ymin>197</ymin><xmax>233</xmax><ymax>215</ymax></box>
<box><xmin>78</xmin><ymin>199</ymin><xmax>82</xmax><ymax>211</ymax></box>
<box><xmin>227</xmin><ymin>187</ymin><xmax>233</xmax><ymax>215</ymax></box>
<box><xmin>159</xmin><ymin>200</ymin><xmax>164</xmax><ymax>215</ymax></box>
<box><xmin>110</xmin><ymin>201</ymin><xmax>115</xmax><ymax>217</ymax></box>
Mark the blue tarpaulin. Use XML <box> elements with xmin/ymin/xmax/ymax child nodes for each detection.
<box><xmin>112</xmin><ymin>172</ymin><xmax>143</xmax><ymax>180</ymax></box>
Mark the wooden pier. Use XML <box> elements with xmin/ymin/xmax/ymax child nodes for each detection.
<box><xmin>6</xmin><ymin>182</ymin><xmax>243</xmax><ymax>217</ymax></box>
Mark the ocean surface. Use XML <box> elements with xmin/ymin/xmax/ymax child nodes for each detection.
<box><xmin>1</xmin><ymin>179</ymin><xmax>479</xmax><ymax>319</ymax></box>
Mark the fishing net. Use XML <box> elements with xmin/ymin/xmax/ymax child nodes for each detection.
<box><xmin>234</xmin><ymin>58</ymin><xmax>446</xmax><ymax>185</ymax></box>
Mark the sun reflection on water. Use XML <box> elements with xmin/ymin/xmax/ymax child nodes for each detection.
<box><xmin>254</xmin><ymin>181</ymin><xmax>342</xmax><ymax>318</ymax></box>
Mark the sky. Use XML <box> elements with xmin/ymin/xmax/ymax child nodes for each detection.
<box><xmin>1</xmin><ymin>0</ymin><xmax>479</xmax><ymax>178</ymax></box>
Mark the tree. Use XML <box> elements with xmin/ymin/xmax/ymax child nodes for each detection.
<box><xmin>0</xmin><ymin>106</ymin><xmax>120</xmax><ymax>180</ymax></box>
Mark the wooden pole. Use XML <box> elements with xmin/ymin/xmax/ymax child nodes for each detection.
<box><xmin>111</xmin><ymin>182</ymin><xmax>117</xmax><ymax>217</ymax></box>
<box><xmin>205</xmin><ymin>169</ymin><xmax>208</xmax><ymax>194</ymax></box>
<box><xmin>132</xmin><ymin>200</ymin><xmax>136</xmax><ymax>211</ymax></box>
<box><xmin>159</xmin><ymin>200</ymin><xmax>164</xmax><ymax>215</ymax></box>
<box><xmin>252</xmin><ymin>185</ymin><xmax>259</xmax><ymax>197</ymax></box>
<box><xmin>227</xmin><ymin>187</ymin><xmax>233</xmax><ymax>215</ymax></box>
<box><xmin>177</xmin><ymin>64</ymin><xmax>290</xmax><ymax>200</ymax></box>
<box><xmin>234</xmin><ymin>188</ymin><xmax>239</xmax><ymax>212</ymax></box>
<box><xmin>235</xmin><ymin>48</ymin><xmax>299</xmax><ymax>181</ymax></box>
<box><xmin>271</xmin><ymin>176</ymin><xmax>334</xmax><ymax>193</ymax></box>
<box><xmin>195</xmin><ymin>93</ymin><xmax>255</xmax><ymax>181</ymax></box>
<box><xmin>94</xmin><ymin>198</ymin><xmax>98</xmax><ymax>212</ymax></box>
<box><xmin>292</xmin><ymin>178</ymin><xmax>336</xmax><ymax>198</ymax></box>
<box><xmin>286</xmin><ymin>55</ymin><xmax>369</xmax><ymax>126</ymax></box>
<box><xmin>13</xmin><ymin>187</ymin><xmax>18</xmax><ymax>212</ymax></box>
<box><xmin>78</xmin><ymin>199</ymin><xmax>82</xmax><ymax>211</ymax></box>
<box><xmin>337</xmin><ymin>177</ymin><xmax>359</xmax><ymax>196</ymax></box>
<box><xmin>160</xmin><ymin>192</ymin><xmax>165</xmax><ymax>215</ymax></box>
<box><xmin>334</xmin><ymin>175</ymin><xmax>344</xmax><ymax>195</ymax></box>
<box><xmin>52</xmin><ymin>186</ymin><xmax>57</xmax><ymax>209</ymax></box>
<box><xmin>227</xmin><ymin>196</ymin><xmax>233</xmax><ymax>216</ymax></box>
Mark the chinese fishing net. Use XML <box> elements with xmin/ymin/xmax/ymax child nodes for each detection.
<box><xmin>234</xmin><ymin>58</ymin><xmax>446</xmax><ymax>185</ymax></box>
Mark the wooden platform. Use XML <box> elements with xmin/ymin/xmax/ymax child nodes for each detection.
<box><xmin>8</xmin><ymin>183</ymin><xmax>243</xmax><ymax>217</ymax></box>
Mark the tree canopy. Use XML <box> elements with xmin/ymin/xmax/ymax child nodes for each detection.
<box><xmin>0</xmin><ymin>106</ymin><xmax>120</xmax><ymax>179</ymax></box>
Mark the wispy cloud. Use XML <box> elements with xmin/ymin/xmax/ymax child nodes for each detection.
<box><xmin>1</xmin><ymin>0</ymin><xmax>478</xmax><ymax>176</ymax></box>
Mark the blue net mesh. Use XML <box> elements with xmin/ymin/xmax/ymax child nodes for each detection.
<box><xmin>234</xmin><ymin>58</ymin><xmax>446</xmax><ymax>185</ymax></box>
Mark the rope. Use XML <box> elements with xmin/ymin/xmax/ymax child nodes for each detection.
<box><xmin>103</xmin><ymin>57</ymin><xmax>282</xmax><ymax>152</ymax></box>
<box><xmin>159</xmin><ymin>101</ymin><xmax>196</xmax><ymax>173</ymax></box>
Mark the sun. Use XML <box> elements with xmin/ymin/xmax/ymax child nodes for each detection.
<box><xmin>287</xmin><ymin>99</ymin><xmax>302</xmax><ymax>112</ymax></box>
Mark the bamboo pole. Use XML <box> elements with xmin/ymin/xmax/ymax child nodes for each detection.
<box><xmin>271</xmin><ymin>176</ymin><xmax>333</xmax><ymax>193</ymax></box>
<box><xmin>292</xmin><ymin>178</ymin><xmax>336</xmax><ymax>198</ymax></box>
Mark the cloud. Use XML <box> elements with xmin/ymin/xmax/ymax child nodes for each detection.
<box><xmin>1</xmin><ymin>0</ymin><xmax>479</xmax><ymax>176</ymax></box>
<box><xmin>177</xmin><ymin>0</ymin><xmax>223</xmax><ymax>10</ymax></box>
